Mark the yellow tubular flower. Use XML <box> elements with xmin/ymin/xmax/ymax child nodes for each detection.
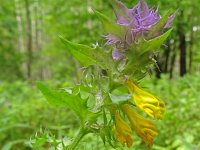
<box><xmin>126</xmin><ymin>80</ymin><xmax>165</xmax><ymax>120</ymax></box>
<box><xmin>114</xmin><ymin>111</ymin><xmax>133</xmax><ymax>148</ymax></box>
<box><xmin>122</xmin><ymin>104</ymin><xmax>158</xmax><ymax>147</ymax></box>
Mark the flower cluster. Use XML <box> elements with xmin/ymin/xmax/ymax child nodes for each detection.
<box><xmin>106</xmin><ymin>0</ymin><xmax>175</xmax><ymax>60</ymax></box>
<box><xmin>114</xmin><ymin>80</ymin><xmax>164</xmax><ymax>147</ymax></box>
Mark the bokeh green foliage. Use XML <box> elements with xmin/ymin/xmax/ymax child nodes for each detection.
<box><xmin>0</xmin><ymin>0</ymin><xmax>23</xmax><ymax>80</ymax></box>
<box><xmin>0</xmin><ymin>81</ymin><xmax>78</xmax><ymax>149</ymax></box>
<box><xmin>0</xmin><ymin>74</ymin><xmax>200</xmax><ymax>149</ymax></box>
<box><xmin>0</xmin><ymin>0</ymin><xmax>200</xmax><ymax>149</ymax></box>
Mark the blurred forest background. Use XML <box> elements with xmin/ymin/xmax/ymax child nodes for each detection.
<box><xmin>0</xmin><ymin>0</ymin><xmax>200</xmax><ymax>149</ymax></box>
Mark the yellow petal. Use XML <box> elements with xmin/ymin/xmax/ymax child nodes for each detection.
<box><xmin>126</xmin><ymin>80</ymin><xmax>165</xmax><ymax>120</ymax></box>
<box><xmin>122</xmin><ymin>104</ymin><xmax>158</xmax><ymax>147</ymax></box>
<box><xmin>115</xmin><ymin>111</ymin><xmax>133</xmax><ymax>148</ymax></box>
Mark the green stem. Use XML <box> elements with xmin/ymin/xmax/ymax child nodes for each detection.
<box><xmin>66</xmin><ymin>127</ymin><xmax>88</xmax><ymax>150</ymax></box>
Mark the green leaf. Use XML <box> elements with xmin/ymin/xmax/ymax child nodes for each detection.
<box><xmin>124</xmin><ymin>29</ymin><xmax>172</xmax><ymax>79</ymax></box>
<box><xmin>147</xmin><ymin>10</ymin><xmax>174</xmax><ymax>39</ymax></box>
<box><xmin>143</xmin><ymin>28</ymin><xmax>173</xmax><ymax>53</ymax></box>
<box><xmin>60</xmin><ymin>36</ymin><xmax>113</xmax><ymax>70</ymax></box>
<box><xmin>132</xmin><ymin>28</ymin><xmax>173</xmax><ymax>54</ymax></box>
<box><xmin>37</xmin><ymin>82</ymin><xmax>93</xmax><ymax>123</ymax></box>
<box><xmin>93</xmin><ymin>10</ymin><xmax>127</xmax><ymax>38</ymax></box>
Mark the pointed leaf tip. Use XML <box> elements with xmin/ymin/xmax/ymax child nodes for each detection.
<box><xmin>94</xmin><ymin>10</ymin><xmax>127</xmax><ymax>39</ymax></box>
<box><xmin>60</xmin><ymin>36</ymin><xmax>114</xmax><ymax>70</ymax></box>
<box><xmin>37</xmin><ymin>82</ymin><xmax>95</xmax><ymax>123</ymax></box>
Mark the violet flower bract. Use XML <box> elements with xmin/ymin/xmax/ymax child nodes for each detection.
<box><xmin>106</xmin><ymin>0</ymin><xmax>175</xmax><ymax>60</ymax></box>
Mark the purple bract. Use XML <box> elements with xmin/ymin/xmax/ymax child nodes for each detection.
<box><xmin>106</xmin><ymin>0</ymin><xmax>175</xmax><ymax>60</ymax></box>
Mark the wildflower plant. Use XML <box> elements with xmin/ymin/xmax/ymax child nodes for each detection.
<box><xmin>38</xmin><ymin>0</ymin><xmax>175</xmax><ymax>149</ymax></box>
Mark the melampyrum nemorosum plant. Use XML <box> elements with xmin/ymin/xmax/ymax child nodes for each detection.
<box><xmin>38</xmin><ymin>0</ymin><xmax>175</xmax><ymax>149</ymax></box>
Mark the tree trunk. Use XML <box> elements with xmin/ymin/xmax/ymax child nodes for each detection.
<box><xmin>15</xmin><ymin>0</ymin><xmax>26</xmax><ymax>78</ymax></box>
<box><xmin>188</xmin><ymin>21</ymin><xmax>194</xmax><ymax>73</ymax></box>
<box><xmin>164</xmin><ymin>40</ymin><xmax>171</xmax><ymax>73</ymax></box>
<box><xmin>178</xmin><ymin>11</ymin><xmax>187</xmax><ymax>77</ymax></box>
<box><xmin>15</xmin><ymin>0</ymin><xmax>25</xmax><ymax>53</ymax></box>
<box><xmin>179</xmin><ymin>33</ymin><xmax>187</xmax><ymax>76</ymax></box>
<box><xmin>25</xmin><ymin>0</ymin><xmax>33</xmax><ymax>80</ymax></box>
<box><xmin>33</xmin><ymin>0</ymin><xmax>41</xmax><ymax>80</ymax></box>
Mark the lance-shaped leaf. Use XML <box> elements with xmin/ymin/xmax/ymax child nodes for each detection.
<box><xmin>124</xmin><ymin>29</ymin><xmax>172</xmax><ymax>76</ymax></box>
<box><xmin>60</xmin><ymin>36</ymin><xmax>113</xmax><ymax>70</ymax></box>
<box><xmin>146</xmin><ymin>10</ymin><xmax>174</xmax><ymax>39</ymax></box>
<box><xmin>37</xmin><ymin>82</ymin><xmax>93</xmax><ymax>123</ymax></box>
<box><xmin>93</xmin><ymin>10</ymin><xmax>127</xmax><ymax>39</ymax></box>
<box><xmin>130</xmin><ymin>28</ymin><xmax>173</xmax><ymax>55</ymax></box>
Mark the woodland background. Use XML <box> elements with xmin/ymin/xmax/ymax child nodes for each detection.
<box><xmin>0</xmin><ymin>0</ymin><xmax>200</xmax><ymax>149</ymax></box>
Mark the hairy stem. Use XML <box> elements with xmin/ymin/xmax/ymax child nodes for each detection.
<box><xmin>66</xmin><ymin>127</ymin><xmax>88</xmax><ymax>150</ymax></box>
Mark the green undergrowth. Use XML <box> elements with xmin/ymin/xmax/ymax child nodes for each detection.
<box><xmin>0</xmin><ymin>74</ymin><xmax>199</xmax><ymax>149</ymax></box>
